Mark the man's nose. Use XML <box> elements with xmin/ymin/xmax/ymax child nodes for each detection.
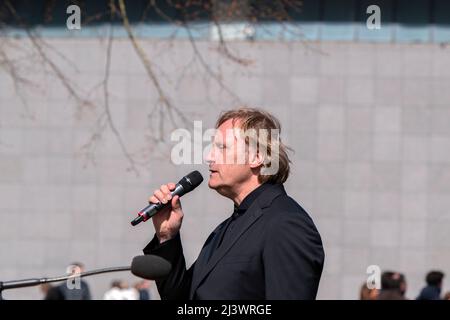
<box><xmin>205</xmin><ymin>146</ymin><xmax>214</xmax><ymax>164</ymax></box>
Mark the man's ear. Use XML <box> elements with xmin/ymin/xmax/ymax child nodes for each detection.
<box><xmin>249</xmin><ymin>151</ymin><xmax>264</xmax><ymax>169</ymax></box>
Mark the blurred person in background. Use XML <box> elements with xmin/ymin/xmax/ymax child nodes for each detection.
<box><xmin>359</xmin><ymin>282</ymin><xmax>379</xmax><ymax>300</ymax></box>
<box><xmin>134</xmin><ymin>280</ymin><xmax>152</xmax><ymax>300</ymax></box>
<box><xmin>377</xmin><ymin>271</ymin><xmax>407</xmax><ymax>300</ymax></box>
<box><xmin>104</xmin><ymin>280</ymin><xmax>138</xmax><ymax>300</ymax></box>
<box><xmin>443</xmin><ymin>292</ymin><xmax>450</xmax><ymax>300</ymax></box>
<box><xmin>57</xmin><ymin>262</ymin><xmax>91</xmax><ymax>300</ymax></box>
<box><xmin>104</xmin><ymin>280</ymin><xmax>125</xmax><ymax>300</ymax></box>
<box><xmin>416</xmin><ymin>271</ymin><xmax>445</xmax><ymax>300</ymax></box>
<box><xmin>40</xmin><ymin>283</ymin><xmax>64</xmax><ymax>300</ymax></box>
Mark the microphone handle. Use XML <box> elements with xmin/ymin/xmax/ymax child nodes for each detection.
<box><xmin>131</xmin><ymin>184</ymin><xmax>184</xmax><ymax>226</ymax></box>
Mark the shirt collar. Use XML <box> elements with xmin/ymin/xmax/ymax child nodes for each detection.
<box><xmin>233</xmin><ymin>183</ymin><xmax>271</xmax><ymax>216</ymax></box>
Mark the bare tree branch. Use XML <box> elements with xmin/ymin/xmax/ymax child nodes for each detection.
<box><xmin>102</xmin><ymin>26</ymin><xmax>141</xmax><ymax>175</ymax></box>
<box><xmin>210</xmin><ymin>15</ymin><xmax>253</xmax><ymax>66</ymax></box>
<box><xmin>0</xmin><ymin>0</ymin><xmax>318</xmax><ymax>173</ymax></box>
<box><xmin>118</xmin><ymin>0</ymin><xmax>188</xmax><ymax>138</ymax></box>
<box><xmin>184</xmin><ymin>22</ymin><xmax>241</xmax><ymax>104</ymax></box>
<box><xmin>4</xmin><ymin>0</ymin><xmax>93</xmax><ymax>111</ymax></box>
<box><xmin>0</xmin><ymin>46</ymin><xmax>37</xmax><ymax>118</ymax></box>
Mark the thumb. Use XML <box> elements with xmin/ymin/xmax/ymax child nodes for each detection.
<box><xmin>171</xmin><ymin>195</ymin><xmax>181</xmax><ymax>211</ymax></box>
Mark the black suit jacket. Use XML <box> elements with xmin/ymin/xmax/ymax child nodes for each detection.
<box><xmin>143</xmin><ymin>183</ymin><xmax>324</xmax><ymax>300</ymax></box>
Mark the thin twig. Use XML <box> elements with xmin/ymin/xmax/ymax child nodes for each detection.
<box><xmin>102</xmin><ymin>26</ymin><xmax>140</xmax><ymax>175</ymax></box>
<box><xmin>184</xmin><ymin>22</ymin><xmax>241</xmax><ymax>104</ymax></box>
<box><xmin>118</xmin><ymin>0</ymin><xmax>188</xmax><ymax>135</ymax></box>
<box><xmin>4</xmin><ymin>0</ymin><xmax>93</xmax><ymax>110</ymax></box>
<box><xmin>210</xmin><ymin>16</ymin><xmax>253</xmax><ymax>66</ymax></box>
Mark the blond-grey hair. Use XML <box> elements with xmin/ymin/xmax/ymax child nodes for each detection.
<box><xmin>216</xmin><ymin>107</ymin><xmax>291</xmax><ymax>184</ymax></box>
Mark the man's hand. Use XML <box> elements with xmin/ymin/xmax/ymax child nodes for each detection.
<box><xmin>149</xmin><ymin>183</ymin><xmax>184</xmax><ymax>244</ymax></box>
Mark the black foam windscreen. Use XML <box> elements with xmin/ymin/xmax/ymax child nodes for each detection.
<box><xmin>131</xmin><ymin>255</ymin><xmax>171</xmax><ymax>280</ymax></box>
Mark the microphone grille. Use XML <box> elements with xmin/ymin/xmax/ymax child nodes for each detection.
<box><xmin>178</xmin><ymin>170</ymin><xmax>204</xmax><ymax>193</ymax></box>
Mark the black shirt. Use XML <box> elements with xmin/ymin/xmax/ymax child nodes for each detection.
<box><xmin>234</xmin><ymin>182</ymin><xmax>271</xmax><ymax>217</ymax></box>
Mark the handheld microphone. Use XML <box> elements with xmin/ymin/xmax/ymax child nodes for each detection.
<box><xmin>130</xmin><ymin>170</ymin><xmax>203</xmax><ymax>226</ymax></box>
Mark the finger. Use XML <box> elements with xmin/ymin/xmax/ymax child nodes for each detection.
<box><xmin>168</xmin><ymin>182</ymin><xmax>176</xmax><ymax>190</ymax></box>
<box><xmin>149</xmin><ymin>196</ymin><xmax>159</xmax><ymax>204</ymax></box>
<box><xmin>154</xmin><ymin>190</ymin><xmax>167</xmax><ymax>204</ymax></box>
<box><xmin>161</xmin><ymin>184</ymin><xmax>171</xmax><ymax>200</ymax></box>
<box><xmin>171</xmin><ymin>195</ymin><xmax>181</xmax><ymax>210</ymax></box>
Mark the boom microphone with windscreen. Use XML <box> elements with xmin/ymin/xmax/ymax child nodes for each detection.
<box><xmin>131</xmin><ymin>255</ymin><xmax>171</xmax><ymax>280</ymax></box>
<box><xmin>130</xmin><ymin>171</ymin><xmax>204</xmax><ymax>226</ymax></box>
<box><xmin>0</xmin><ymin>257</ymin><xmax>171</xmax><ymax>299</ymax></box>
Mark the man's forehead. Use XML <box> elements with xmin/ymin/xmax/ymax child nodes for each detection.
<box><xmin>215</xmin><ymin>119</ymin><xmax>242</xmax><ymax>141</ymax></box>
<box><xmin>217</xmin><ymin>118</ymin><xmax>241</xmax><ymax>131</ymax></box>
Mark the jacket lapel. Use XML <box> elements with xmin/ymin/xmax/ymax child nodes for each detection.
<box><xmin>189</xmin><ymin>184</ymin><xmax>286</xmax><ymax>298</ymax></box>
<box><xmin>190</xmin><ymin>219</ymin><xmax>230</xmax><ymax>286</ymax></box>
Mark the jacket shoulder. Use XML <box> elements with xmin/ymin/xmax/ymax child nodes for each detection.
<box><xmin>263</xmin><ymin>193</ymin><xmax>323</xmax><ymax>244</ymax></box>
<box><xmin>266</xmin><ymin>193</ymin><xmax>314</xmax><ymax>222</ymax></box>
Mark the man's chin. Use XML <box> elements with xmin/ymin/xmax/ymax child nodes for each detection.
<box><xmin>208</xmin><ymin>179</ymin><xmax>218</xmax><ymax>189</ymax></box>
<box><xmin>208</xmin><ymin>175</ymin><xmax>224</xmax><ymax>190</ymax></box>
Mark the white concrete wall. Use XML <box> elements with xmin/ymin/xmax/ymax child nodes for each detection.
<box><xmin>1</xmin><ymin>38</ymin><xmax>450</xmax><ymax>299</ymax></box>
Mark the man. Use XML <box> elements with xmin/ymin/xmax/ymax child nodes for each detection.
<box><xmin>416</xmin><ymin>271</ymin><xmax>445</xmax><ymax>300</ymax></box>
<box><xmin>143</xmin><ymin>107</ymin><xmax>324</xmax><ymax>300</ymax></box>
<box><xmin>359</xmin><ymin>282</ymin><xmax>379</xmax><ymax>300</ymax></box>
<box><xmin>40</xmin><ymin>283</ymin><xmax>64</xmax><ymax>300</ymax></box>
<box><xmin>377</xmin><ymin>271</ymin><xmax>407</xmax><ymax>300</ymax></box>
<box><xmin>134</xmin><ymin>280</ymin><xmax>152</xmax><ymax>300</ymax></box>
<box><xmin>104</xmin><ymin>280</ymin><xmax>139</xmax><ymax>300</ymax></box>
<box><xmin>57</xmin><ymin>262</ymin><xmax>92</xmax><ymax>300</ymax></box>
